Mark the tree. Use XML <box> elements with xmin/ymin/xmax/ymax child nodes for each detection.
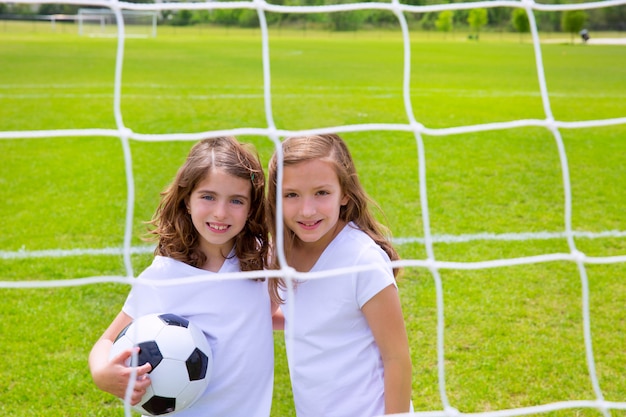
<box><xmin>170</xmin><ymin>9</ymin><xmax>193</xmax><ymax>26</ymax></box>
<box><xmin>38</xmin><ymin>4</ymin><xmax>79</xmax><ymax>14</ymax></box>
<box><xmin>467</xmin><ymin>8</ymin><xmax>488</xmax><ymax>40</ymax></box>
<box><xmin>238</xmin><ymin>9</ymin><xmax>259</xmax><ymax>28</ymax></box>
<box><xmin>328</xmin><ymin>10</ymin><xmax>365</xmax><ymax>31</ymax></box>
<box><xmin>511</xmin><ymin>8</ymin><xmax>530</xmax><ymax>41</ymax></box>
<box><xmin>561</xmin><ymin>10</ymin><xmax>587</xmax><ymax>44</ymax></box>
<box><xmin>435</xmin><ymin>10</ymin><xmax>454</xmax><ymax>36</ymax></box>
<box><xmin>211</xmin><ymin>9</ymin><xmax>242</xmax><ymax>26</ymax></box>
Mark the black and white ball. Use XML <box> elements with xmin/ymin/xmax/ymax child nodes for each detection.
<box><xmin>110</xmin><ymin>313</ymin><xmax>212</xmax><ymax>416</ymax></box>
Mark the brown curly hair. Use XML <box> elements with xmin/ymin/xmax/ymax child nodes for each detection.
<box><xmin>147</xmin><ymin>136</ymin><xmax>268</xmax><ymax>273</ymax></box>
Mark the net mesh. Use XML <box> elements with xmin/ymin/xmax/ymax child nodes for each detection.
<box><xmin>1</xmin><ymin>0</ymin><xmax>625</xmax><ymax>416</ymax></box>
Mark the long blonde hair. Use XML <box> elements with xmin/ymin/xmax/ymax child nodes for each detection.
<box><xmin>148</xmin><ymin>136</ymin><xmax>268</xmax><ymax>273</ymax></box>
<box><xmin>267</xmin><ymin>134</ymin><xmax>399</xmax><ymax>303</ymax></box>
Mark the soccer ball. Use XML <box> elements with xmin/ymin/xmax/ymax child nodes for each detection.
<box><xmin>109</xmin><ymin>313</ymin><xmax>213</xmax><ymax>416</ymax></box>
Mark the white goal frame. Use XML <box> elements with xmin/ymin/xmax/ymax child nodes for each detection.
<box><xmin>77</xmin><ymin>8</ymin><xmax>157</xmax><ymax>38</ymax></box>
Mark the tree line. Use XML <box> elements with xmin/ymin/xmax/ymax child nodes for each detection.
<box><xmin>3</xmin><ymin>0</ymin><xmax>625</xmax><ymax>33</ymax></box>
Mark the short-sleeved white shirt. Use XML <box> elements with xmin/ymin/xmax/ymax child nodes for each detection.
<box><xmin>280</xmin><ymin>223</ymin><xmax>396</xmax><ymax>417</ymax></box>
<box><xmin>123</xmin><ymin>255</ymin><xmax>274</xmax><ymax>417</ymax></box>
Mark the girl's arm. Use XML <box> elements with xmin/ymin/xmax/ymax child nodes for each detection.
<box><xmin>362</xmin><ymin>284</ymin><xmax>413</xmax><ymax>414</ymax></box>
<box><xmin>271</xmin><ymin>300</ymin><xmax>285</xmax><ymax>331</ymax></box>
<box><xmin>88</xmin><ymin>311</ymin><xmax>152</xmax><ymax>404</ymax></box>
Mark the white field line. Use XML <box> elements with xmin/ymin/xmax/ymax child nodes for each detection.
<box><xmin>1</xmin><ymin>83</ymin><xmax>625</xmax><ymax>100</ymax></box>
<box><xmin>393</xmin><ymin>229</ymin><xmax>626</xmax><ymax>245</ymax></box>
<box><xmin>2</xmin><ymin>91</ymin><xmax>625</xmax><ymax>100</ymax></box>
<box><xmin>1</xmin><ymin>229</ymin><xmax>625</xmax><ymax>260</ymax></box>
<box><xmin>542</xmin><ymin>37</ymin><xmax>626</xmax><ymax>45</ymax></box>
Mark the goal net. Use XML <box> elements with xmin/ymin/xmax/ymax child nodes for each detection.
<box><xmin>1</xmin><ymin>0</ymin><xmax>625</xmax><ymax>416</ymax></box>
<box><xmin>77</xmin><ymin>8</ymin><xmax>158</xmax><ymax>38</ymax></box>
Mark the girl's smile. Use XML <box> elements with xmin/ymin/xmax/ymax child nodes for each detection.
<box><xmin>207</xmin><ymin>222</ymin><xmax>230</xmax><ymax>232</ymax></box>
<box><xmin>297</xmin><ymin>220</ymin><xmax>322</xmax><ymax>229</ymax></box>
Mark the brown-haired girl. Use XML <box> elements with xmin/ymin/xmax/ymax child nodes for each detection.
<box><xmin>89</xmin><ymin>136</ymin><xmax>273</xmax><ymax>417</ymax></box>
<box><xmin>268</xmin><ymin>133</ymin><xmax>412</xmax><ymax>416</ymax></box>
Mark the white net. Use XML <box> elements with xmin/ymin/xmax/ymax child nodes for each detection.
<box><xmin>1</xmin><ymin>0</ymin><xmax>625</xmax><ymax>416</ymax></box>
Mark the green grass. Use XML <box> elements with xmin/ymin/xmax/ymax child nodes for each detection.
<box><xmin>1</xmin><ymin>22</ymin><xmax>625</xmax><ymax>416</ymax></box>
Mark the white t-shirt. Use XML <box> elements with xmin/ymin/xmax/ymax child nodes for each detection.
<box><xmin>123</xmin><ymin>255</ymin><xmax>274</xmax><ymax>417</ymax></box>
<box><xmin>280</xmin><ymin>223</ymin><xmax>396</xmax><ymax>417</ymax></box>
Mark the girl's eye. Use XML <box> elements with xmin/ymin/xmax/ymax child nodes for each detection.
<box><xmin>284</xmin><ymin>192</ymin><xmax>297</xmax><ymax>199</ymax></box>
<box><xmin>231</xmin><ymin>199</ymin><xmax>244</xmax><ymax>205</ymax></box>
<box><xmin>316</xmin><ymin>190</ymin><xmax>329</xmax><ymax>196</ymax></box>
<box><xmin>201</xmin><ymin>195</ymin><xmax>215</xmax><ymax>201</ymax></box>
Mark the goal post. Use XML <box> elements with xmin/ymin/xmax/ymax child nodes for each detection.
<box><xmin>77</xmin><ymin>8</ymin><xmax>158</xmax><ymax>38</ymax></box>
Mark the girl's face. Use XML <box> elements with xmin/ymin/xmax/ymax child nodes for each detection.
<box><xmin>282</xmin><ymin>158</ymin><xmax>349</xmax><ymax>249</ymax></box>
<box><xmin>186</xmin><ymin>168</ymin><xmax>251</xmax><ymax>257</ymax></box>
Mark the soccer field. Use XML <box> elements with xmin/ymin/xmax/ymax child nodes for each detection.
<box><xmin>0</xmin><ymin>21</ymin><xmax>625</xmax><ymax>416</ymax></box>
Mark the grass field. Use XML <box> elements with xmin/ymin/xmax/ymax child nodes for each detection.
<box><xmin>1</xmin><ymin>20</ymin><xmax>625</xmax><ymax>416</ymax></box>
